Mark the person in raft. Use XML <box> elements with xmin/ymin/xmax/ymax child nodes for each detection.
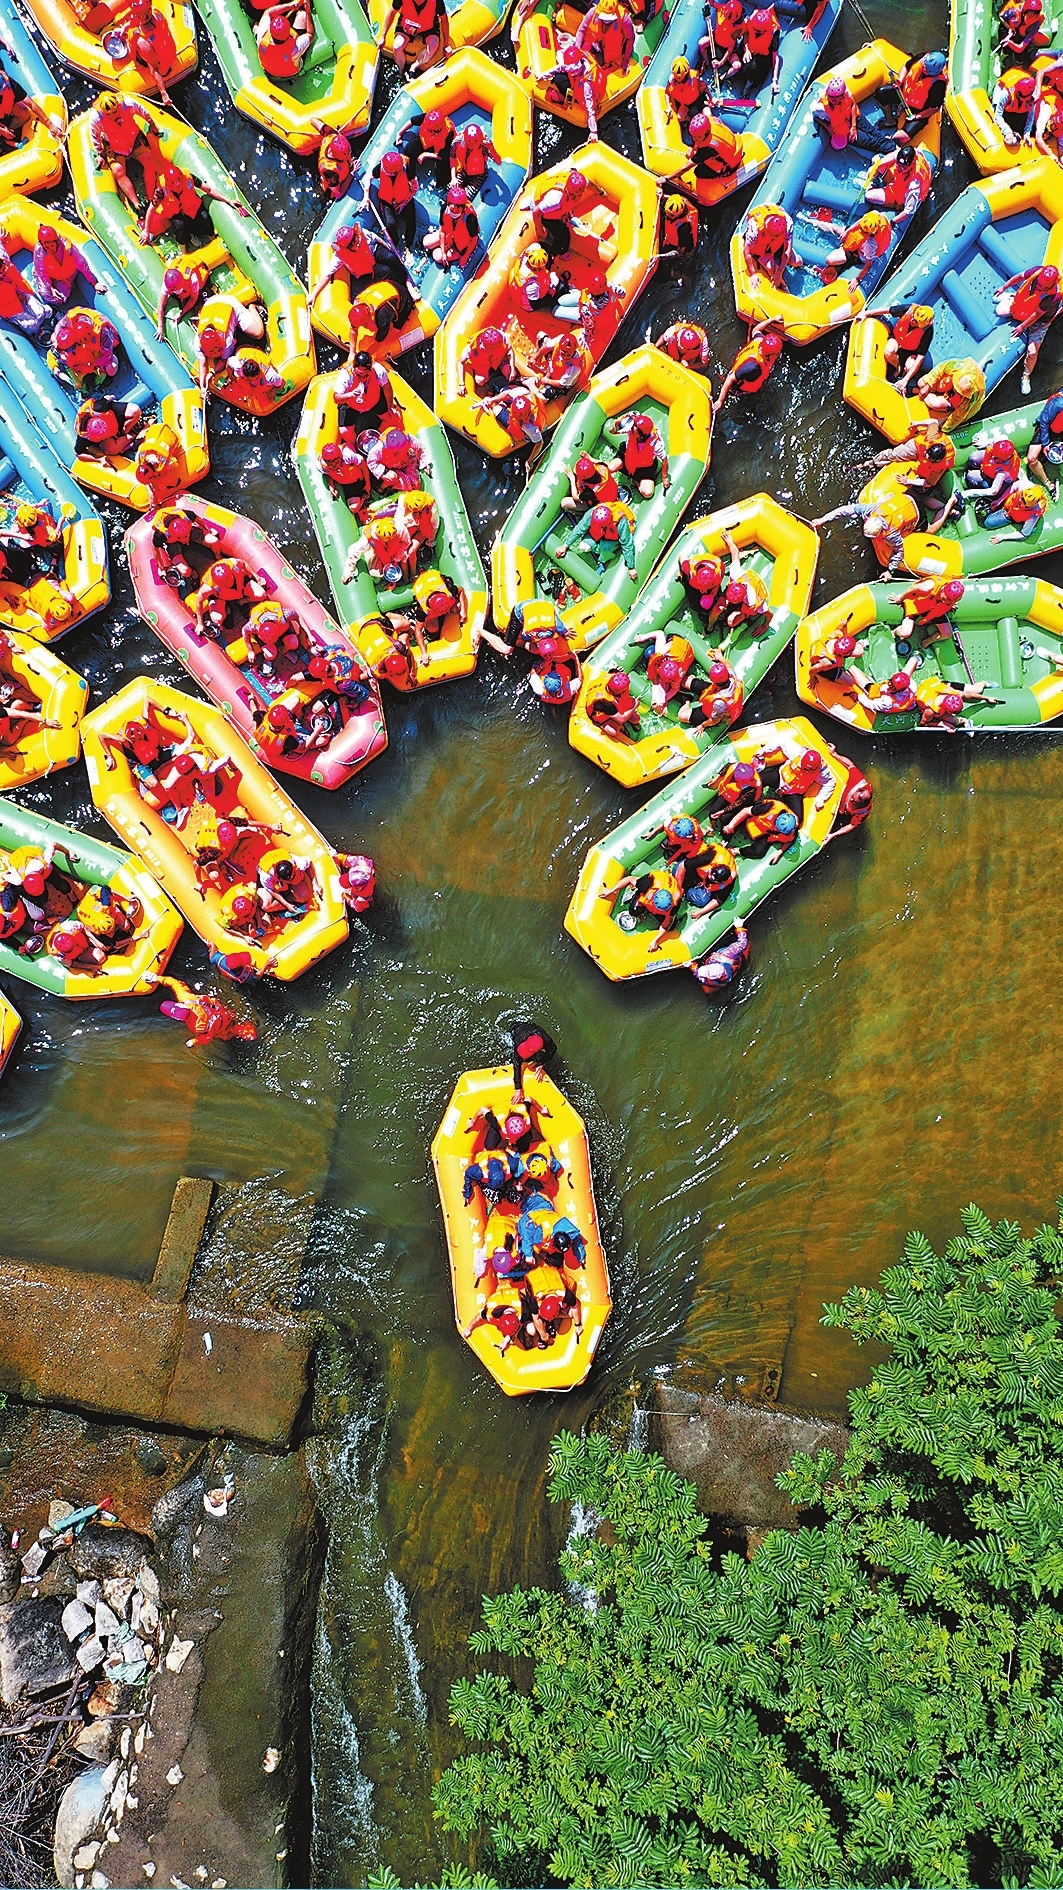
<box><xmin>378</xmin><ymin>0</ymin><xmax>449</xmax><ymax>75</ymax></box>
<box><xmin>742</xmin><ymin>204</ymin><xmax>796</xmax><ymax>289</ymax></box>
<box><xmin>256</xmin><ymin>0</ymin><xmax>315</xmax><ymax>79</ymax></box>
<box><xmin>864</xmin><ymin>301</ymin><xmax>934</xmax><ymax>394</ymax></box>
<box><xmin>1026</xmin><ymin>385</ymin><xmax>1063</xmax><ymax>495</ymax></box>
<box><xmin>994</xmin><ymin>264</ymin><xmax>1063</xmax><ymax>395</ymax></box>
<box><xmin>817</xmin><ymin>209</ymin><xmax>892</xmax><ymax>288</ymax></box>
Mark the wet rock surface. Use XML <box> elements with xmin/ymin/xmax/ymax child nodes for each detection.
<box><xmin>0</xmin><ymin>1406</ymin><xmax>323</xmax><ymax>1890</ymax></box>
<box><xmin>651</xmin><ymin>1383</ymin><xmax>852</xmax><ymax>1530</ymax></box>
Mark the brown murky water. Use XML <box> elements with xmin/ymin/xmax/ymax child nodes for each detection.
<box><xmin>4</xmin><ymin>0</ymin><xmax>1063</xmax><ymax>1875</ymax></box>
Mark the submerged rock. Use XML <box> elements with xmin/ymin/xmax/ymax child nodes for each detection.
<box><xmin>71</xmin><ymin>1527</ymin><xmax>153</xmax><ymax>1583</ymax></box>
<box><xmin>54</xmin><ymin>1760</ymin><xmax>118</xmax><ymax>1887</ymax></box>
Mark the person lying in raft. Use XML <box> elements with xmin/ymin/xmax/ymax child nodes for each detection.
<box><xmin>148</xmin><ymin>971</ymin><xmax>258</xmax><ymax>1048</ymax></box>
<box><xmin>912</xmin><ymin>362</ymin><xmax>983</xmax><ymax>428</ymax></box>
<box><xmin>722</xmin><ymin>797</ymin><xmax>800</xmax><ymax>861</ymax></box>
<box><xmin>476</xmin><ymin>387</ymin><xmax>546</xmax><ymax>451</ymax></box>
<box><xmin>597</xmin><ymin>864</ymin><xmax>684</xmax><ymax>952</ymax></box>
<box><xmin>255</xmin><ymin>1</ymin><xmax>314</xmax><ymax>79</ymax></box>
<box><xmin>896</xmin><ymin>575</ymin><xmax>965</xmax><ymax>647</ymax></box>
<box><xmin>712</xmin><ymin>320</ymin><xmax>784</xmax><ymax>414</ymax></box>
<box><xmin>577</xmin><ymin>0</ymin><xmax>635</xmax><ymax>75</ymax></box>
<box><xmin>461</xmin><ymin>326</ymin><xmax>517</xmax><ymax>399</ymax></box>
<box><xmin>691</xmin><ymin>922</ymin><xmax>750</xmax><ymax>992</ymax></box>
<box><xmin>605</xmin><ymin>412</ymin><xmax>670</xmax><ymax>500</ymax></box>
<box><xmin>0</xmin><ymin>674</ymin><xmax>61</xmax><ymax>750</ymax></box>
<box><xmin>585</xmin><ymin>668</ymin><xmax>642</xmax><ymax>741</ymax></box>
<box><xmin>310</xmin><ymin>224</ymin><xmax>415</xmax><ymax>332</ymax></box>
<box><xmin>189</xmin><ymin>811</ymin><xmax>280</xmax><ymax>893</ymax></box>
<box><xmin>865</xmin><ymin>301</ymin><xmax>934</xmax><ymax>394</ymax></box>
<box><xmin>995</xmin><ymin>264</ymin><xmax>1063</xmax><ymax>394</ymax></box>
<box><xmin>423</xmin><ymin>185</ymin><xmax>479</xmax><ymax>273</ymax></box>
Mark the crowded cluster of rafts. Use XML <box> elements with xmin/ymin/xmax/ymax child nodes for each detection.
<box><xmin>0</xmin><ymin>0</ymin><xmax>1058</xmax><ymax>1389</ymax></box>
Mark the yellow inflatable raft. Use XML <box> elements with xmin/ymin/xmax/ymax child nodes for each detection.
<box><xmin>0</xmin><ymin>5</ymin><xmax>66</xmax><ymax>197</ymax></box>
<box><xmin>431</xmin><ymin>1066</ymin><xmax>612</xmax><ymax>1396</ymax></box>
<box><xmin>0</xmin><ymin>632</ymin><xmax>88</xmax><ymax>787</ymax></box>
<box><xmin>81</xmin><ymin>677</ymin><xmax>349</xmax><ymax>982</ymax></box>
<box><xmin>568</xmin><ymin>494</ymin><xmax>819</xmax><ymax>788</ymax></box>
<box><xmin>435</xmin><ymin>141</ymin><xmax>660</xmax><ymax>456</ymax></box>
<box><xmin>20</xmin><ymin>0</ymin><xmax>196</xmax><ymax>93</ymax></box>
<box><xmin>0</xmin><ymin>988</ymin><xmax>20</xmax><ymax>1079</ymax></box>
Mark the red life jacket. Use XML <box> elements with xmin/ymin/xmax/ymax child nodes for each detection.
<box><xmin>901</xmin><ymin>59</ymin><xmax>944</xmax><ymax>112</ymax></box>
<box><xmin>663</xmin><ymin>204</ymin><xmax>698</xmax><ymax>248</ymax></box>
<box><xmin>589</xmin><ymin>510</ymin><xmax>620</xmax><ymax>542</ymax></box>
<box><xmin>1011</xmin><ymin>275</ymin><xmax>1061</xmax><ymax>324</ymax></box>
<box><xmin>452</xmin><ymin>128</ymin><xmax>488</xmax><ymax>178</ymax></box>
<box><xmin>731</xmin><ymin>333</ymin><xmax>777</xmax><ymax>392</ymax></box>
<box><xmin>0</xmin><ymin>265</ymin><xmax>27</xmax><ymax>319</ymax></box>
<box><xmin>893</xmin><ymin>307</ymin><xmax>931</xmax><ymax>350</ymax></box>
<box><xmin>442</xmin><ymin>205</ymin><xmax>477</xmax><ymax>251</ymax></box>
<box><xmin>258</xmin><ymin>25</ymin><xmax>302</xmax><ymax>76</ymax></box>
<box><xmin>623</xmin><ymin>430</ymin><xmax>659</xmax><ymax>473</ymax></box>
<box><xmin>691</xmin><ymin>118</ymin><xmax>742</xmax><ymax>168</ymax></box>
<box><xmin>591</xmin><ymin>10</ymin><xmax>629</xmax><ymax>65</ymax></box>
<box><xmin>980</xmin><ymin>441</ymin><xmax>1019</xmax><ymax>481</ymax></box>
<box><xmin>822</xmin><ymin>88</ymin><xmax>854</xmax><ymax>139</ymax></box>
<box><xmin>577</xmin><ymin>466</ymin><xmax>619</xmax><ymax>504</ymax></box>
<box><xmin>399</xmin><ymin>0</ymin><xmax>437</xmax><ymax>34</ymax></box>
<box><xmin>95</xmin><ymin>103</ymin><xmax>146</xmax><ymax>156</ymax></box>
<box><xmin>377</xmin><ymin>161</ymin><xmax>415</xmax><ymax>207</ymax></box>
<box><xmin>418</xmin><ymin>113</ymin><xmax>452</xmax><ymax>154</ymax></box>
<box><xmin>712</xmin><ymin>0</ymin><xmax>744</xmax><ymax>52</ymax></box>
<box><xmin>743</xmin><ymin>8</ymin><xmax>777</xmax><ymax>54</ymax></box>
<box><xmin>667</xmin><ymin>71</ymin><xmax>704</xmax><ymax>111</ymax></box>
<box><xmin>1005</xmin><ymin>487</ymin><xmax>1045</xmax><ymax>522</ymax></box>
<box><xmin>468</xmin><ymin>330</ymin><xmax>508</xmax><ymax>372</ymax></box>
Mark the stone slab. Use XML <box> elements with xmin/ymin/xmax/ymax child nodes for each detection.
<box><xmin>652</xmin><ymin>1384</ymin><xmax>852</xmax><ymax>1530</ymax></box>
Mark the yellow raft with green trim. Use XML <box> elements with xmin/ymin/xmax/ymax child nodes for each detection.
<box><xmin>568</xmin><ymin>495</ymin><xmax>818</xmax><ymax>788</ymax></box>
<box><xmin>565</xmin><ymin>715</ymin><xmax>844</xmax><ymax>982</ymax></box>
<box><xmin>432</xmin><ymin>1066</ymin><xmax>612</xmax><ymax>1397</ymax></box>
<box><xmin>0</xmin><ymin>1</ymin><xmax>66</xmax><ymax>197</ymax></box>
<box><xmin>19</xmin><ymin>0</ymin><xmax>195</xmax><ymax>93</ymax></box>
<box><xmin>0</xmin><ymin>633</ymin><xmax>88</xmax><ymax>788</ymax></box>
<box><xmin>191</xmin><ymin>0</ymin><xmax>377</xmax><ymax>151</ymax></box>
<box><xmin>81</xmin><ymin>677</ymin><xmax>349</xmax><ymax>982</ymax></box>
<box><xmin>492</xmin><ymin>344</ymin><xmax>711</xmax><ymax>650</ymax></box>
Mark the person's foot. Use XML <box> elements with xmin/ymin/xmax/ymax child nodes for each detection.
<box><xmin>1022</xmin><ymin>375</ymin><xmax>1032</xmax><ymax>394</ymax></box>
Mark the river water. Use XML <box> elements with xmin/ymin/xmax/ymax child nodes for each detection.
<box><xmin>5</xmin><ymin>0</ymin><xmax>1063</xmax><ymax>1878</ymax></box>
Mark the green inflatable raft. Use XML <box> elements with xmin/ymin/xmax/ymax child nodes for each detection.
<box><xmin>191</xmin><ymin>0</ymin><xmax>377</xmax><ymax>151</ymax></box>
<box><xmin>568</xmin><ymin>494</ymin><xmax>820</xmax><ymax>788</ymax></box>
<box><xmin>492</xmin><ymin>344</ymin><xmax>713</xmax><ymax>652</ymax></box>
<box><xmin>0</xmin><ymin>801</ymin><xmax>182</xmax><ymax>999</ymax></box>
<box><xmin>900</xmin><ymin>397</ymin><xmax>1063</xmax><ymax>580</ymax></box>
<box><xmin>292</xmin><ymin>367</ymin><xmax>488</xmax><ymax>689</ymax></box>
<box><xmin>797</xmin><ymin>573</ymin><xmax>1063</xmax><ymax>733</ymax></box>
<box><xmin>564</xmin><ymin>716</ymin><xmax>847</xmax><ymax>982</ymax></box>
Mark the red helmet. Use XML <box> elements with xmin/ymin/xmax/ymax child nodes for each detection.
<box><xmin>632</xmin><ymin>414</ymin><xmax>655</xmax><ymax>437</ymax></box>
<box><xmin>481</xmin><ymin>325</ymin><xmax>503</xmax><ymax>348</ymax></box>
<box><xmin>800</xmin><ymin>749</ymin><xmax>819</xmax><ymax>770</ymax></box>
<box><xmin>942</xmin><ymin>579</ymin><xmax>965</xmax><ymax>602</ymax></box>
<box><xmin>423</xmin><ymin>108</ymin><xmax>446</xmax><ymax>132</ymax></box>
<box><xmin>656</xmin><ymin>657</ymin><xmax>681</xmax><ymax>683</ymax></box>
<box><xmin>323</xmin><ymin>132</ymin><xmax>350</xmax><ymax>160</ymax></box>
<box><xmin>889</xmin><ymin>671</ymin><xmax>911</xmax><ymax>691</ymax></box>
<box><xmin>688</xmin><ymin>112</ymin><xmax>710</xmax><ymax>139</ymax></box>
<box><xmin>607</xmin><ymin>669</ymin><xmax>630</xmax><ymax>692</ymax></box>
<box><xmin>561</xmin><ymin>41</ymin><xmax>586</xmax><ymax>66</ymax></box>
<box><xmin>833</xmin><ymin>633</ymin><xmax>856</xmax><ymax>657</ymax></box>
<box><xmin>321</xmin><ymin>441</ymin><xmax>342</xmax><ymax>464</ymax></box>
<box><xmin>381</xmin><ymin>429</ymin><xmax>411</xmax><ymax>464</ymax></box>
<box><xmin>675</xmin><ymin>325</ymin><xmax>703</xmax><ymax>359</ymax></box>
<box><xmin>590</xmin><ymin>504</ymin><xmax>612</xmax><ymax>525</ymax></box>
<box><xmin>380</xmin><ymin>149</ymin><xmax>405</xmax><ymax>175</ymax></box>
<box><xmin>446</xmin><ymin>184</ymin><xmax>470</xmax><ymax>208</ymax></box>
<box><xmin>940</xmin><ymin>692</ymin><xmax>964</xmax><ymax>713</ymax></box>
<box><xmin>464</xmin><ymin>122</ymin><xmax>484</xmax><ymax>143</ymax></box>
<box><xmin>575</xmin><ymin>453</ymin><xmax>598</xmax><ymax>479</ymax></box>
<box><xmin>565</xmin><ymin>169</ymin><xmax>587</xmax><ymax>196</ymax></box>
<box><xmin>216</xmin><ymin>820</ymin><xmax>237</xmax><ymax>848</ymax></box>
<box><xmin>987</xmin><ymin>439</ymin><xmax>1015</xmax><ymax>462</ymax></box>
<box><xmin>510</xmin><ymin>394</ymin><xmax>533</xmax><ymax>418</ymax></box>
<box><xmin>708</xmin><ymin>661</ymin><xmax>730</xmax><ymax>686</ymax></box>
<box><xmin>761</xmin><ymin>330</ymin><xmax>784</xmax><ymax>356</ymax></box>
<box><xmin>764</xmin><ymin>211</ymin><xmax>789</xmax><ymax>238</ymax></box>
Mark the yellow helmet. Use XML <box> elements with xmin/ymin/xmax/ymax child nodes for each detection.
<box><xmin>14</xmin><ymin>503</ymin><xmax>39</xmax><ymax>530</ymax></box>
<box><xmin>401</xmin><ymin>490</ymin><xmax>434</xmax><ymax>514</ymax></box>
<box><xmin>910</xmin><ymin>304</ymin><xmax>933</xmax><ymax>327</ymax></box>
<box><xmin>664</xmin><ymin>194</ymin><xmax>688</xmax><ymax>217</ymax></box>
<box><xmin>370</xmin><ymin>517</ymin><xmax>398</xmax><ymax>545</ymax></box>
<box><xmin>526</xmin><ymin>244</ymin><xmax>549</xmax><ymax>270</ymax></box>
<box><xmin>670</xmin><ymin>55</ymin><xmax>691</xmax><ymax>77</ymax></box>
<box><xmin>1018</xmin><ymin>485</ymin><xmax>1043</xmax><ymax>506</ymax></box>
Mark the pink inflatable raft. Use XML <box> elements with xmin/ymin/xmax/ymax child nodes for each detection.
<box><xmin>125</xmin><ymin>497</ymin><xmax>388</xmax><ymax>790</ymax></box>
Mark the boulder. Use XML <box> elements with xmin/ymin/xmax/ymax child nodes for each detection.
<box><xmin>53</xmin><ymin>1760</ymin><xmax>117</xmax><ymax>1887</ymax></box>
<box><xmin>0</xmin><ymin>1597</ymin><xmax>77</xmax><ymax>1705</ymax></box>
<box><xmin>69</xmin><ymin>1526</ymin><xmax>152</xmax><ymax>1583</ymax></box>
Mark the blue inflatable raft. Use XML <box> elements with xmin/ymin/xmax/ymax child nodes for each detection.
<box><xmin>730</xmin><ymin>39</ymin><xmax>940</xmax><ymax>342</ymax></box>
<box><xmin>0</xmin><ymin>375</ymin><xmax>109</xmax><ymax>637</ymax></box>
<box><xmin>637</xmin><ymin>0</ymin><xmax>842</xmax><ymax>206</ymax></box>
<box><xmin>307</xmin><ymin>46</ymin><xmax>533</xmax><ymax>357</ymax></box>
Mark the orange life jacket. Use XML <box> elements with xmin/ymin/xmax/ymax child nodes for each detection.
<box><xmin>730</xmin><ymin>333</ymin><xmax>777</xmax><ymax>392</ymax></box>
